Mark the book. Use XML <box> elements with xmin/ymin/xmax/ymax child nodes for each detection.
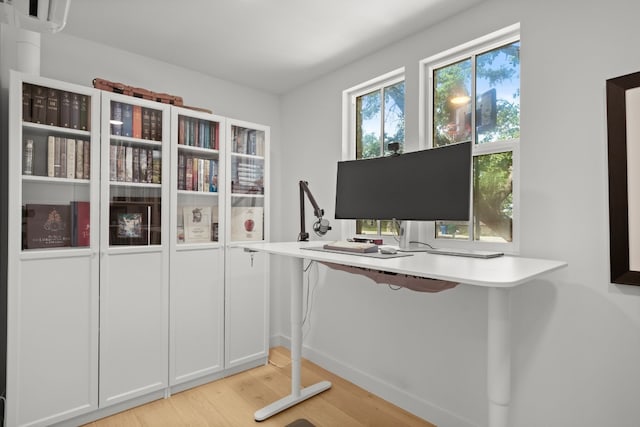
<box><xmin>32</xmin><ymin>135</ymin><xmax>48</xmax><ymax>176</ymax></box>
<box><xmin>177</xmin><ymin>152</ymin><xmax>185</xmax><ymax>190</ymax></box>
<box><xmin>132</xmin><ymin>147</ymin><xmax>140</xmax><ymax>182</ymax></box>
<box><xmin>139</xmin><ymin>148</ymin><xmax>148</xmax><ymax>183</ymax></box>
<box><xmin>132</xmin><ymin>105</ymin><xmax>142</xmax><ymax>138</ymax></box>
<box><xmin>45</xmin><ymin>87</ymin><xmax>59</xmax><ymax>126</ymax></box>
<box><xmin>83</xmin><ymin>141</ymin><xmax>90</xmax><ymax>179</ymax></box>
<box><xmin>24</xmin><ymin>203</ymin><xmax>71</xmax><ymax>248</ymax></box>
<box><xmin>111</xmin><ymin>101</ymin><xmax>122</xmax><ymax>135</ymax></box>
<box><xmin>183</xmin><ymin>206</ymin><xmax>212</xmax><ymax>243</ymax></box>
<box><xmin>70</xmin><ymin>201</ymin><xmax>90</xmax><ymax>247</ymax></box>
<box><xmin>22</xmin><ymin>83</ymin><xmax>32</xmax><ymax>122</ymax></box>
<box><xmin>149</xmin><ymin>109</ymin><xmax>158</xmax><ymax>141</ymax></box>
<box><xmin>125</xmin><ymin>145</ymin><xmax>133</xmax><ymax>182</ymax></box>
<box><xmin>109</xmin><ymin>144</ymin><xmax>117</xmax><ymax>181</ymax></box>
<box><xmin>66</xmin><ymin>138</ymin><xmax>76</xmax><ymax>179</ymax></box>
<box><xmin>185</xmin><ymin>155</ymin><xmax>193</xmax><ymax>190</ymax></box>
<box><xmin>230</xmin><ymin>206</ymin><xmax>263</xmax><ymax>241</ymax></box>
<box><xmin>75</xmin><ymin>140</ymin><xmax>84</xmax><ymax>179</ymax></box>
<box><xmin>122</xmin><ymin>103</ymin><xmax>133</xmax><ymax>137</ymax></box>
<box><xmin>146</xmin><ymin>149</ymin><xmax>153</xmax><ymax>182</ymax></box>
<box><xmin>152</xmin><ymin>150</ymin><xmax>161</xmax><ymax>183</ymax></box>
<box><xmin>23</xmin><ymin>139</ymin><xmax>34</xmax><ymax>175</ymax></box>
<box><xmin>59</xmin><ymin>90</ymin><xmax>71</xmax><ymax>128</ymax></box>
<box><xmin>79</xmin><ymin>95</ymin><xmax>89</xmax><ymax>131</ymax></box>
<box><xmin>32</xmin><ymin>85</ymin><xmax>47</xmax><ymax>124</ymax></box>
<box><xmin>70</xmin><ymin>92</ymin><xmax>81</xmax><ymax>129</ymax></box>
<box><xmin>109</xmin><ymin>202</ymin><xmax>149</xmax><ymax>246</ymax></box>
<box><xmin>142</xmin><ymin>107</ymin><xmax>151</xmax><ymax>140</ymax></box>
<box><xmin>47</xmin><ymin>136</ymin><xmax>55</xmax><ymax>177</ymax></box>
<box><xmin>59</xmin><ymin>136</ymin><xmax>67</xmax><ymax>178</ymax></box>
<box><xmin>116</xmin><ymin>145</ymin><xmax>125</xmax><ymax>181</ymax></box>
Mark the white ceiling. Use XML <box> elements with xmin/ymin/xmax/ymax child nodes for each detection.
<box><xmin>63</xmin><ymin>0</ymin><xmax>484</xmax><ymax>94</ymax></box>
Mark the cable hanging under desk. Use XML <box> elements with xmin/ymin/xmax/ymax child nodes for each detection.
<box><xmin>318</xmin><ymin>261</ymin><xmax>458</xmax><ymax>293</ymax></box>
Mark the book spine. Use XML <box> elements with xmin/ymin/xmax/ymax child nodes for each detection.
<box><xmin>32</xmin><ymin>85</ymin><xmax>47</xmax><ymax>124</ymax></box>
<box><xmin>177</xmin><ymin>152</ymin><xmax>185</xmax><ymax>190</ymax></box>
<box><xmin>125</xmin><ymin>146</ymin><xmax>133</xmax><ymax>182</ymax></box>
<box><xmin>32</xmin><ymin>136</ymin><xmax>47</xmax><ymax>176</ymax></box>
<box><xmin>178</xmin><ymin>116</ymin><xmax>184</xmax><ymax>145</ymax></box>
<box><xmin>199</xmin><ymin>158</ymin><xmax>205</xmax><ymax>192</ymax></box>
<box><xmin>111</xmin><ymin>101</ymin><xmax>122</xmax><ymax>135</ymax></box>
<box><xmin>59</xmin><ymin>137</ymin><xmax>67</xmax><ymax>178</ymax></box>
<box><xmin>149</xmin><ymin>109</ymin><xmax>158</xmax><ymax>141</ymax></box>
<box><xmin>83</xmin><ymin>141</ymin><xmax>90</xmax><ymax>180</ymax></box>
<box><xmin>146</xmin><ymin>149</ymin><xmax>153</xmax><ymax>183</ymax></box>
<box><xmin>193</xmin><ymin>157</ymin><xmax>199</xmax><ymax>190</ymax></box>
<box><xmin>142</xmin><ymin>107</ymin><xmax>151</xmax><ymax>140</ymax></box>
<box><xmin>75</xmin><ymin>140</ymin><xmax>84</xmax><ymax>179</ymax></box>
<box><xmin>66</xmin><ymin>139</ymin><xmax>76</xmax><ymax>179</ymax></box>
<box><xmin>54</xmin><ymin>137</ymin><xmax>62</xmax><ymax>177</ymax></box>
<box><xmin>109</xmin><ymin>145</ymin><xmax>117</xmax><ymax>181</ymax></box>
<box><xmin>22</xmin><ymin>83</ymin><xmax>33</xmax><ymax>122</ymax></box>
<box><xmin>79</xmin><ymin>95</ymin><xmax>89</xmax><ymax>131</ymax></box>
<box><xmin>132</xmin><ymin>105</ymin><xmax>142</xmax><ymax>139</ymax></box>
<box><xmin>23</xmin><ymin>139</ymin><xmax>34</xmax><ymax>175</ymax></box>
<box><xmin>139</xmin><ymin>148</ymin><xmax>148</xmax><ymax>183</ymax></box>
<box><xmin>152</xmin><ymin>150</ymin><xmax>161</xmax><ymax>183</ymax></box>
<box><xmin>70</xmin><ymin>93</ymin><xmax>81</xmax><ymax>129</ymax></box>
<box><xmin>185</xmin><ymin>155</ymin><xmax>193</xmax><ymax>191</ymax></box>
<box><xmin>59</xmin><ymin>91</ymin><xmax>71</xmax><ymax>128</ymax></box>
<box><xmin>132</xmin><ymin>147</ymin><xmax>140</xmax><ymax>183</ymax></box>
<box><xmin>117</xmin><ymin>145</ymin><xmax>125</xmax><ymax>181</ymax></box>
<box><xmin>46</xmin><ymin>87</ymin><xmax>59</xmax><ymax>126</ymax></box>
<box><xmin>47</xmin><ymin>136</ymin><xmax>55</xmax><ymax>177</ymax></box>
<box><xmin>70</xmin><ymin>201</ymin><xmax>78</xmax><ymax>247</ymax></box>
<box><xmin>122</xmin><ymin>103</ymin><xmax>133</xmax><ymax>137</ymax></box>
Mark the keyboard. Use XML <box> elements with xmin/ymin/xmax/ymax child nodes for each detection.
<box><xmin>323</xmin><ymin>240</ymin><xmax>378</xmax><ymax>253</ymax></box>
<box><xmin>425</xmin><ymin>247</ymin><xmax>503</xmax><ymax>259</ymax></box>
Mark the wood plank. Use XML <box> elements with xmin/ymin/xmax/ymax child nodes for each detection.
<box><xmin>84</xmin><ymin>347</ymin><xmax>436</xmax><ymax>427</ymax></box>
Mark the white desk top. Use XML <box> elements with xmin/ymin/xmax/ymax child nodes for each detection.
<box><xmin>238</xmin><ymin>241</ymin><xmax>567</xmax><ymax>288</ymax></box>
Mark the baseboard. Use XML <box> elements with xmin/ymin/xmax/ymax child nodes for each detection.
<box><xmin>270</xmin><ymin>334</ymin><xmax>477</xmax><ymax>427</ymax></box>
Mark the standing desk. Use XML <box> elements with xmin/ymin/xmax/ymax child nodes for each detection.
<box><xmin>240</xmin><ymin>241</ymin><xmax>566</xmax><ymax>427</ymax></box>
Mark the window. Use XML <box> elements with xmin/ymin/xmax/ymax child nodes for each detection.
<box><xmin>343</xmin><ymin>69</ymin><xmax>405</xmax><ymax>237</ymax></box>
<box><xmin>420</xmin><ymin>24</ymin><xmax>520</xmax><ymax>251</ymax></box>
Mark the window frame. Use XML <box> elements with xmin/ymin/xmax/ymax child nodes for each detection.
<box><xmin>419</xmin><ymin>24</ymin><xmax>521</xmax><ymax>254</ymax></box>
<box><xmin>341</xmin><ymin>67</ymin><xmax>405</xmax><ymax>241</ymax></box>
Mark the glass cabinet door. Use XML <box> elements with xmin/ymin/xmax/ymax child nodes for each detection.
<box><xmin>20</xmin><ymin>82</ymin><xmax>95</xmax><ymax>251</ymax></box>
<box><xmin>107</xmin><ymin>100</ymin><xmax>164</xmax><ymax>246</ymax></box>
<box><xmin>228</xmin><ymin>124</ymin><xmax>267</xmax><ymax>242</ymax></box>
<box><xmin>175</xmin><ymin>114</ymin><xmax>222</xmax><ymax>245</ymax></box>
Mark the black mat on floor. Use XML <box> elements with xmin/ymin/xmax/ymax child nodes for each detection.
<box><xmin>285</xmin><ymin>419</ymin><xmax>315</xmax><ymax>427</ymax></box>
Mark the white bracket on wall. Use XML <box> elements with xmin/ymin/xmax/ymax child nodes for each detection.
<box><xmin>0</xmin><ymin>0</ymin><xmax>70</xmax><ymax>33</ymax></box>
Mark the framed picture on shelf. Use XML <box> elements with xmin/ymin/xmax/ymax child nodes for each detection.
<box><xmin>24</xmin><ymin>203</ymin><xmax>71</xmax><ymax>249</ymax></box>
<box><xmin>109</xmin><ymin>203</ymin><xmax>149</xmax><ymax>246</ymax></box>
<box><xmin>183</xmin><ymin>206</ymin><xmax>212</xmax><ymax>243</ymax></box>
<box><xmin>230</xmin><ymin>206</ymin><xmax>263</xmax><ymax>241</ymax></box>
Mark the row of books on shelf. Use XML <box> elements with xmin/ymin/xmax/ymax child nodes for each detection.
<box><xmin>232</xmin><ymin>127</ymin><xmax>264</xmax><ymax>156</ymax></box>
<box><xmin>177</xmin><ymin>153</ymin><xmax>218</xmax><ymax>192</ymax></box>
<box><xmin>111</xmin><ymin>101</ymin><xmax>163</xmax><ymax>141</ymax></box>
<box><xmin>110</xmin><ymin>144</ymin><xmax>161</xmax><ymax>184</ymax></box>
<box><xmin>178</xmin><ymin>115</ymin><xmax>219</xmax><ymax>149</ymax></box>
<box><xmin>22</xmin><ymin>83</ymin><xmax>90</xmax><ymax>131</ymax></box>
<box><xmin>23</xmin><ymin>201</ymin><xmax>90</xmax><ymax>249</ymax></box>
<box><xmin>230</xmin><ymin>159</ymin><xmax>264</xmax><ymax>194</ymax></box>
<box><xmin>23</xmin><ymin>136</ymin><xmax>91</xmax><ymax>179</ymax></box>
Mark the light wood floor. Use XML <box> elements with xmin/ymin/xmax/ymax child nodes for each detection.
<box><xmin>84</xmin><ymin>347</ymin><xmax>436</xmax><ymax>427</ymax></box>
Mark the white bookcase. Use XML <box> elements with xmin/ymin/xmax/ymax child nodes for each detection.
<box><xmin>5</xmin><ymin>74</ymin><xmax>271</xmax><ymax>426</ymax></box>
<box><xmin>98</xmin><ymin>92</ymin><xmax>171</xmax><ymax>407</ymax></box>
<box><xmin>6</xmin><ymin>71</ymin><xmax>101</xmax><ymax>427</ymax></box>
<box><xmin>169</xmin><ymin>107</ymin><xmax>226</xmax><ymax>388</ymax></box>
<box><xmin>224</xmin><ymin>119</ymin><xmax>270</xmax><ymax>371</ymax></box>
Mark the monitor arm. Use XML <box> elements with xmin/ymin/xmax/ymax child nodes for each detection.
<box><xmin>298</xmin><ymin>180</ymin><xmax>331</xmax><ymax>241</ymax></box>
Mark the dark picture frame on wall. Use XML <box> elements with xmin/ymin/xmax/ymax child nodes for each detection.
<box><xmin>606</xmin><ymin>70</ymin><xmax>640</xmax><ymax>285</ymax></box>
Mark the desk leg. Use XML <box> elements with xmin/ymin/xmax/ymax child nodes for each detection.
<box><xmin>487</xmin><ymin>287</ymin><xmax>511</xmax><ymax>427</ymax></box>
<box><xmin>254</xmin><ymin>257</ymin><xmax>332</xmax><ymax>421</ymax></box>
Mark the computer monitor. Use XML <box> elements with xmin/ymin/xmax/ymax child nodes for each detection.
<box><xmin>334</xmin><ymin>141</ymin><xmax>471</xmax><ymax>249</ymax></box>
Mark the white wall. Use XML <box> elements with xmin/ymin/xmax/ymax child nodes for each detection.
<box><xmin>275</xmin><ymin>0</ymin><xmax>640</xmax><ymax>426</ymax></box>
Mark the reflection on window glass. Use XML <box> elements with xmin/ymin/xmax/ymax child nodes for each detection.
<box><xmin>433</xmin><ymin>59</ymin><xmax>472</xmax><ymax>147</ymax></box>
<box><xmin>356</xmin><ymin>91</ymin><xmax>381</xmax><ymax>159</ymax></box>
<box><xmin>476</xmin><ymin>41</ymin><xmax>520</xmax><ymax>144</ymax></box>
<box><xmin>473</xmin><ymin>152</ymin><xmax>512</xmax><ymax>242</ymax></box>
<box><xmin>383</xmin><ymin>82</ymin><xmax>405</xmax><ymax>155</ymax></box>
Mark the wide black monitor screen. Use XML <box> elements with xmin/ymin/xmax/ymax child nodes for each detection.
<box><xmin>335</xmin><ymin>141</ymin><xmax>471</xmax><ymax>221</ymax></box>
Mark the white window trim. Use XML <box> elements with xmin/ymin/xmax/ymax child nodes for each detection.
<box><xmin>341</xmin><ymin>67</ymin><xmax>405</xmax><ymax>241</ymax></box>
<box><xmin>418</xmin><ymin>23</ymin><xmax>521</xmax><ymax>254</ymax></box>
